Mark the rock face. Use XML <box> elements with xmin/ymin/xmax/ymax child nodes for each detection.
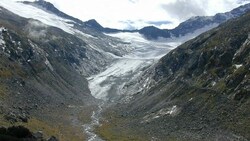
<box><xmin>98</xmin><ymin>12</ymin><xmax>250</xmax><ymax>141</ymax></box>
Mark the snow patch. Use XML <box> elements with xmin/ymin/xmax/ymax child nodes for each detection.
<box><xmin>243</xmin><ymin>33</ymin><xmax>250</xmax><ymax>46</ymax></box>
<box><xmin>45</xmin><ymin>58</ymin><xmax>54</xmax><ymax>71</ymax></box>
<box><xmin>0</xmin><ymin>27</ymin><xmax>6</xmax><ymax>51</ymax></box>
<box><xmin>29</xmin><ymin>40</ymin><xmax>44</xmax><ymax>55</ymax></box>
<box><xmin>142</xmin><ymin>105</ymin><xmax>179</xmax><ymax>123</ymax></box>
<box><xmin>212</xmin><ymin>81</ymin><xmax>217</xmax><ymax>86</ymax></box>
<box><xmin>0</xmin><ymin>26</ymin><xmax>7</xmax><ymax>32</ymax></box>
<box><xmin>235</xmin><ymin>64</ymin><xmax>243</xmax><ymax>69</ymax></box>
<box><xmin>233</xmin><ymin>33</ymin><xmax>250</xmax><ymax>60</ymax></box>
<box><xmin>0</xmin><ymin>38</ymin><xmax>5</xmax><ymax>46</ymax></box>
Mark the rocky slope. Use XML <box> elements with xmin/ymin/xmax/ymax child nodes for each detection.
<box><xmin>0</xmin><ymin>1</ymin><xmax>131</xmax><ymax>140</ymax></box>
<box><xmin>97</xmin><ymin>12</ymin><xmax>250</xmax><ymax>141</ymax></box>
<box><xmin>4</xmin><ymin>0</ymin><xmax>132</xmax><ymax>75</ymax></box>
<box><xmin>0</xmin><ymin>7</ymin><xmax>97</xmax><ymax>140</ymax></box>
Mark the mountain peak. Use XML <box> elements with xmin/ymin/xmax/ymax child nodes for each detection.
<box><xmin>139</xmin><ymin>26</ymin><xmax>171</xmax><ymax>39</ymax></box>
<box><xmin>85</xmin><ymin>19</ymin><xmax>103</xmax><ymax>29</ymax></box>
<box><xmin>22</xmin><ymin>0</ymin><xmax>61</xmax><ymax>14</ymax></box>
<box><xmin>22</xmin><ymin>0</ymin><xmax>84</xmax><ymax>24</ymax></box>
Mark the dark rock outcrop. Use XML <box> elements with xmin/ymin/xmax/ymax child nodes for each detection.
<box><xmin>0</xmin><ymin>126</ymin><xmax>58</xmax><ymax>141</ymax></box>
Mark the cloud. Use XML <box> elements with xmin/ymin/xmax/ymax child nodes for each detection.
<box><xmin>48</xmin><ymin>0</ymin><xmax>249</xmax><ymax>29</ymax></box>
<box><xmin>25</xmin><ymin>20</ymin><xmax>47</xmax><ymax>39</ymax></box>
<box><xmin>237</xmin><ymin>0</ymin><xmax>250</xmax><ymax>4</ymax></box>
<box><xmin>128</xmin><ymin>0</ymin><xmax>138</xmax><ymax>3</ymax></box>
<box><xmin>161</xmin><ymin>1</ymin><xmax>206</xmax><ymax>21</ymax></box>
<box><xmin>161</xmin><ymin>0</ymin><xmax>248</xmax><ymax>21</ymax></box>
<box><xmin>147</xmin><ymin>21</ymin><xmax>172</xmax><ymax>25</ymax></box>
<box><xmin>10</xmin><ymin>0</ymin><xmax>250</xmax><ymax>29</ymax></box>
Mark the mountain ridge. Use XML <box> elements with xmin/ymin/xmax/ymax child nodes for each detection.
<box><xmin>0</xmin><ymin>5</ymin><xmax>124</xmax><ymax>140</ymax></box>
<box><xmin>22</xmin><ymin>0</ymin><xmax>250</xmax><ymax>40</ymax></box>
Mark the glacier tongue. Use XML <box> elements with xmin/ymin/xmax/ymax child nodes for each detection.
<box><xmin>88</xmin><ymin>32</ymin><xmax>177</xmax><ymax>101</ymax></box>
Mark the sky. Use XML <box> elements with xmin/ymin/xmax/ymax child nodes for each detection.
<box><xmin>16</xmin><ymin>0</ymin><xmax>250</xmax><ymax>29</ymax></box>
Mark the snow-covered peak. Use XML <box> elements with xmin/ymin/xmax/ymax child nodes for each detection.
<box><xmin>0</xmin><ymin>0</ymin><xmax>75</xmax><ymax>34</ymax></box>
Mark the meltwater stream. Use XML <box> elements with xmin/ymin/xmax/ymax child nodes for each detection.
<box><xmin>83</xmin><ymin>102</ymin><xmax>104</xmax><ymax>141</ymax></box>
<box><xmin>83</xmin><ymin>32</ymin><xmax>181</xmax><ymax>141</ymax></box>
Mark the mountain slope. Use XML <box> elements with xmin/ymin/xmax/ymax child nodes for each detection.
<box><xmin>0</xmin><ymin>6</ymin><xmax>101</xmax><ymax>140</ymax></box>
<box><xmin>170</xmin><ymin>3</ymin><xmax>250</xmax><ymax>37</ymax></box>
<box><xmin>3</xmin><ymin>0</ymin><xmax>131</xmax><ymax>61</ymax></box>
<box><xmin>97</xmin><ymin>12</ymin><xmax>250</xmax><ymax>141</ymax></box>
<box><xmin>0</xmin><ymin>1</ymin><xmax>138</xmax><ymax>140</ymax></box>
<box><xmin>139</xmin><ymin>3</ymin><xmax>250</xmax><ymax>39</ymax></box>
<box><xmin>22</xmin><ymin>0</ymin><xmax>83</xmax><ymax>24</ymax></box>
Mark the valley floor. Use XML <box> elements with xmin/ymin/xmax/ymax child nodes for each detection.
<box><xmin>86</xmin><ymin>32</ymin><xmax>180</xmax><ymax>141</ymax></box>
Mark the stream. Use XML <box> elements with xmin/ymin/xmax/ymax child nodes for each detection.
<box><xmin>83</xmin><ymin>102</ymin><xmax>104</xmax><ymax>141</ymax></box>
